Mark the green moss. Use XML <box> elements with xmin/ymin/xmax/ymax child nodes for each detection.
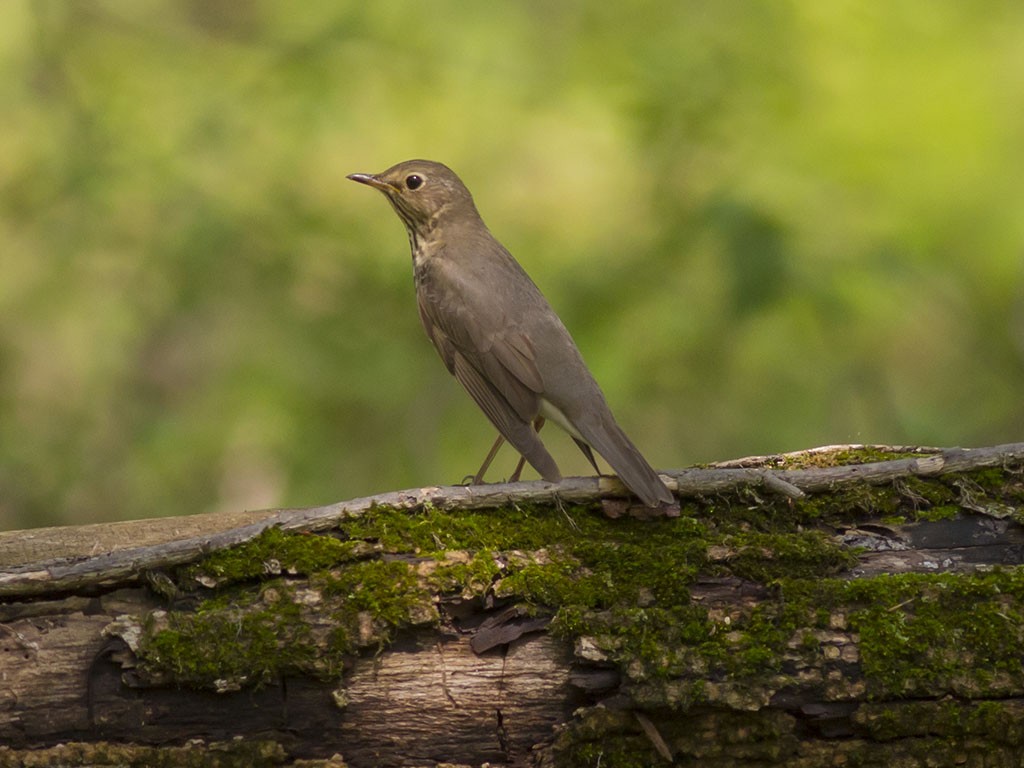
<box><xmin>143</xmin><ymin>587</ymin><xmax>314</xmax><ymax>687</ymax></box>
<box><xmin>971</xmin><ymin>467</ymin><xmax>1013</xmax><ymax>493</ymax></box>
<box><xmin>544</xmin><ymin>703</ymin><xmax>1024</xmax><ymax>767</ymax></box>
<box><xmin>548</xmin><ymin>707</ymin><xmax>802</xmax><ymax>766</ymax></box>
<box><xmin>140</xmin><ymin>559</ymin><xmax>433</xmax><ymax>688</ymax></box>
<box><xmin>720</xmin><ymin>530</ymin><xmax>857</xmax><ymax>582</ymax></box>
<box><xmin>559</xmin><ymin>741</ymin><xmax>662</xmax><ymax>768</ymax></box>
<box><xmin>0</xmin><ymin>740</ymin><xmax>288</xmax><ymax>768</ymax></box>
<box><xmin>548</xmin><ymin>708</ymin><xmax>663</xmax><ymax>768</ymax></box>
<box><xmin>779</xmin><ymin>569</ymin><xmax>1024</xmax><ymax>698</ymax></box>
<box><xmin>346</xmin><ymin>500</ymin><xmax>666</xmax><ymax>553</ymax></box>
<box><xmin>911</xmin><ymin>504</ymin><xmax>959</xmax><ymax>521</ymax></box>
<box><xmin>858</xmin><ymin>700</ymin><xmax>1024</xmax><ymax>745</ymax></box>
<box><xmin>780</xmin><ymin>463</ymin><xmax>1022</xmax><ymax>526</ymax></box>
<box><xmin>792</xmin><ymin>483</ymin><xmax>905</xmax><ymax>523</ymax></box>
<box><xmin>317</xmin><ymin>559</ymin><xmax>429</xmax><ymax>654</ymax></box>
<box><xmin>896</xmin><ymin>475</ymin><xmax>954</xmax><ymax>502</ymax></box>
<box><xmin>178</xmin><ymin>526</ymin><xmax>364</xmax><ymax>585</ymax></box>
<box><xmin>425</xmin><ymin>549</ymin><xmax>504</xmax><ymax>594</ymax></box>
<box><xmin>779</xmin><ymin>447</ymin><xmax>924</xmax><ymax>469</ymax></box>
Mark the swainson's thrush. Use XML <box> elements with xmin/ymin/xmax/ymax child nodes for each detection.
<box><xmin>348</xmin><ymin>160</ymin><xmax>674</xmax><ymax>508</ymax></box>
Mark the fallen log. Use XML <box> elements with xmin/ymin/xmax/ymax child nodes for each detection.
<box><xmin>1</xmin><ymin>443</ymin><xmax>1022</xmax><ymax>767</ymax></box>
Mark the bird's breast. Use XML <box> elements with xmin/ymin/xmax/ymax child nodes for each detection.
<box><xmin>411</xmin><ymin>235</ymin><xmax>445</xmax><ymax>274</ymax></box>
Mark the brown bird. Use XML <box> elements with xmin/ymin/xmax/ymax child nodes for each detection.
<box><xmin>348</xmin><ymin>160</ymin><xmax>674</xmax><ymax>507</ymax></box>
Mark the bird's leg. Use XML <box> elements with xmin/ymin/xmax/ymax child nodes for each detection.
<box><xmin>509</xmin><ymin>417</ymin><xmax>546</xmax><ymax>482</ymax></box>
<box><xmin>508</xmin><ymin>456</ymin><xmax>527</xmax><ymax>483</ymax></box>
<box><xmin>572</xmin><ymin>437</ymin><xmax>604</xmax><ymax>476</ymax></box>
<box><xmin>471</xmin><ymin>434</ymin><xmax>507</xmax><ymax>484</ymax></box>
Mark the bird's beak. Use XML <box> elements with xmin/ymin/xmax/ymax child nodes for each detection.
<box><xmin>347</xmin><ymin>172</ymin><xmax>396</xmax><ymax>193</ymax></box>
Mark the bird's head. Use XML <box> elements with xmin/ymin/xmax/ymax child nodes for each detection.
<box><xmin>347</xmin><ymin>159</ymin><xmax>478</xmax><ymax>233</ymax></box>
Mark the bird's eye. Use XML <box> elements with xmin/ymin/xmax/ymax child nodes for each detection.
<box><xmin>405</xmin><ymin>174</ymin><xmax>424</xmax><ymax>190</ymax></box>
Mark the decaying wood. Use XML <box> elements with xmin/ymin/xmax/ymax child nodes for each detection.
<box><xmin>0</xmin><ymin>442</ymin><xmax>1023</xmax><ymax>767</ymax></box>
<box><xmin>0</xmin><ymin>606</ymin><xmax>567</xmax><ymax>764</ymax></box>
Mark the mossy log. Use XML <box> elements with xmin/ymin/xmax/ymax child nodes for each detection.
<box><xmin>1</xmin><ymin>443</ymin><xmax>1023</xmax><ymax>767</ymax></box>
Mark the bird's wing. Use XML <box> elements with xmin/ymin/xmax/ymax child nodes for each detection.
<box><xmin>418</xmin><ymin>305</ymin><xmax>523</xmax><ymax>433</ymax></box>
<box><xmin>478</xmin><ymin>327</ymin><xmax>545</xmax><ymax>410</ymax></box>
<box><xmin>416</xmin><ymin>278</ymin><xmax>543</xmax><ymax>424</ymax></box>
<box><xmin>418</xmin><ymin>293</ymin><xmax>560</xmax><ymax>481</ymax></box>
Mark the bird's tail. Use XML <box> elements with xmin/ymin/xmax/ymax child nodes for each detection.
<box><xmin>576</xmin><ymin>414</ymin><xmax>674</xmax><ymax>507</ymax></box>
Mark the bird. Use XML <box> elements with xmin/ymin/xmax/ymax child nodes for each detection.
<box><xmin>347</xmin><ymin>160</ymin><xmax>675</xmax><ymax>508</ymax></box>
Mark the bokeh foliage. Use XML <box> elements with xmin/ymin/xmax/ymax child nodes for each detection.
<box><xmin>1</xmin><ymin>1</ymin><xmax>1022</xmax><ymax>527</ymax></box>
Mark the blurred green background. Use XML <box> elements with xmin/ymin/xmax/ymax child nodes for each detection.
<box><xmin>1</xmin><ymin>1</ymin><xmax>1022</xmax><ymax>529</ymax></box>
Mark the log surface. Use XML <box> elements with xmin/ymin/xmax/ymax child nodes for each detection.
<box><xmin>1</xmin><ymin>443</ymin><xmax>1023</xmax><ymax>767</ymax></box>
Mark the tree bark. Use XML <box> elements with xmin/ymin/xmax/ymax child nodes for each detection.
<box><xmin>1</xmin><ymin>443</ymin><xmax>1023</xmax><ymax>767</ymax></box>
